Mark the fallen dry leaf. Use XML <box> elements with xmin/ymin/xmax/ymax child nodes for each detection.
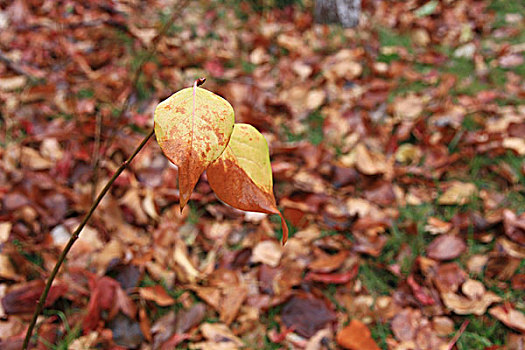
<box><xmin>438</xmin><ymin>182</ymin><xmax>477</xmax><ymax>205</ymax></box>
<box><xmin>503</xmin><ymin>209</ymin><xmax>525</xmax><ymax>245</ymax></box>
<box><xmin>393</xmin><ymin>94</ymin><xmax>424</xmax><ymax>121</ymax></box>
<box><xmin>251</xmin><ymin>240</ymin><xmax>283</xmax><ymax>267</ymax></box>
<box><xmin>0</xmin><ymin>222</ymin><xmax>11</xmax><ymax>244</ymax></box>
<box><xmin>0</xmin><ymin>254</ymin><xmax>18</xmax><ymax>281</ymax></box>
<box><xmin>354</xmin><ymin>143</ymin><xmax>387</xmax><ymax>175</ymax></box>
<box><xmin>441</xmin><ymin>288</ymin><xmax>501</xmax><ymax>315</ymax></box>
<box><xmin>427</xmin><ymin>234</ymin><xmax>466</xmax><ymax>260</ymax></box>
<box><xmin>308</xmin><ymin>250</ymin><xmax>348</xmax><ymax>273</ymax></box>
<box><xmin>489</xmin><ymin>306</ymin><xmax>525</xmax><ymax>333</ymax></box>
<box><xmin>199</xmin><ymin>322</ymin><xmax>243</xmax><ymax>347</ymax></box>
<box><xmin>336</xmin><ymin>319</ymin><xmax>380</xmax><ymax>350</ymax></box>
<box><xmin>139</xmin><ymin>285</ymin><xmax>175</xmax><ymax>307</ymax></box>
<box><xmin>282</xmin><ymin>294</ymin><xmax>336</xmax><ymax>338</ymax></box>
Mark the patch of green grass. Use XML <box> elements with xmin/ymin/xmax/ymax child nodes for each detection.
<box><xmin>203</xmin><ymin>316</ymin><xmax>221</xmax><ymax>324</ymax></box>
<box><xmin>488</xmin><ymin>0</ymin><xmax>525</xmax><ymax>28</ymax></box>
<box><xmin>456</xmin><ymin>316</ymin><xmax>507</xmax><ymax>350</ymax></box>
<box><xmin>388</xmin><ymin>79</ymin><xmax>430</xmax><ymax>102</ymax></box>
<box><xmin>264</xmin><ymin>305</ymin><xmax>283</xmax><ymax>332</ymax></box>
<box><xmin>241</xmin><ymin>60</ymin><xmax>257</xmax><ymax>74</ymax></box>
<box><xmin>440</xmin><ymin>54</ymin><xmax>473</xmax><ymax>77</ymax></box>
<box><xmin>455</xmin><ymin>79</ymin><xmax>491</xmax><ymax>96</ymax></box>
<box><xmin>359</xmin><ymin>262</ymin><xmax>399</xmax><ymax>296</ymax></box>
<box><xmin>380</xmin><ymin>224</ymin><xmax>416</xmax><ymax>274</ymax></box>
<box><xmin>486</xmin><ymin>278</ymin><xmax>525</xmax><ymax>306</ymax></box>
<box><xmin>13</xmin><ymin>239</ymin><xmax>44</xmax><ymax>269</ymax></box>
<box><xmin>377</xmin><ymin>53</ymin><xmax>401</xmax><ymax>64</ymax></box>
<box><xmin>263</xmin><ymin>336</ymin><xmax>282</xmax><ymax>350</ymax></box>
<box><xmin>378</xmin><ymin>27</ymin><xmax>412</xmax><ymax>51</ymax></box>
<box><xmin>323</xmin><ymin>284</ymin><xmax>347</xmax><ymax>312</ymax></box>
<box><xmin>506</xmin><ymin>190</ymin><xmax>525</xmax><ymax>214</ymax></box>
<box><xmin>370</xmin><ymin>321</ymin><xmax>394</xmax><ymax>349</ymax></box>
<box><xmin>76</xmin><ymin>89</ymin><xmax>94</xmax><ymax>99</ymax></box>
<box><xmin>282</xmin><ymin>111</ymin><xmax>325</xmax><ymax>145</ymax></box>
<box><xmin>469</xmin><ymin>152</ymin><xmax>525</xmax><ymax>187</ymax></box>
<box><xmin>503</xmin><ymin>152</ymin><xmax>525</xmax><ymax>185</ymax></box>
<box><xmin>305</xmin><ymin>111</ymin><xmax>325</xmax><ymax>145</ymax></box>
<box><xmin>39</xmin><ymin>310</ymin><xmax>82</xmax><ymax>350</ymax></box>
<box><xmin>187</xmin><ymin>202</ymin><xmax>204</xmax><ymax>225</ymax></box>
<box><xmin>488</xmin><ymin>66</ymin><xmax>507</xmax><ymax>87</ymax></box>
<box><xmin>461</xmin><ymin>114</ymin><xmax>483</xmax><ymax>131</ymax></box>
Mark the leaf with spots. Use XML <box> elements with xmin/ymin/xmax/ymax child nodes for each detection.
<box><xmin>154</xmin><ymin>82</ymin><xmax>234</xmax><ymax>210</ymax></box>
<box><xmin>207</xmin><ymin>123</ymin><xmax>288</xmax><ymax>244</ymax></box>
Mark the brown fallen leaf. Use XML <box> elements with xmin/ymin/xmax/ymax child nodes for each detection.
<box><xmin>441</xmin><ymin>284</ymin><xmax>501</xmax><ymax>316</ymax></box>
<box><xmin>0</xmin><ymin>75</ymin><xmax>27</xmax><ymax>91</ymax></box>
<box><xmin>1</xmin><ymin>280</ymin><xmax>68</xmax><ymax>315</ymax></box>
<box><xmin>424</xmin><ymin>217</ymin><xmax>453</xmax><ymax>235</ymax></box>
<box><xmin>489</xmin><ymin>305</ymin><xmax>525</xmax><ymax>333</ymax></box>
<box><xmin>438</xmin><ymin>182</ymin><xmax>477</xmax><ymax>205</ymax></box>
<box><xmin>20</xmin><ymin>147</ymin><xmax>53</xmax><ymax>170</ymax></box>
<box><xmin>0</xmin><ymin>254</ymin><xmax>19</xmax><ymax>281</ymax></box>
<box><xmin>308</xmin><ymin>250</ymin><xmax>348</xmax><ymax>273</ymax></box>
<box><xmin>0</xmin><ymin>222</ymin><xmax>12</xmax><ymax>244</ymax></box>
<box><xmin>392</xmin><ymin>93</ymin><xmax>424</xmax><ymax>121</ymax></box>
<box><xmin>427</xmin><ymin>234</ymin><xmax>466</xmax><ymax>260</ymax></box>
<box><xmin>503</xmin><ymin>209</ymin><xmax>525</xmax><ymax>246</ymax></box>
<box><xmin>139</xmin><ymin>285</ymin><xmax>176</xmax><ymax>307</ymax></box>
<box><xmin>354</xmin><ymin>143</ymin><xmax>387</xmax><ymax>175</ymax></box>
<box><xmin>336</xmin><ymin>319</ymin><xmax>380</xmax><ymax>350</ymax></box>
<box><xmin>251</xmin><ymin>240</ymin><xmax>283</xmax><ymax>267</ymax></box>
<box><xmin>281</xmin><ymin>294</ymin><xmax>336</xmax><ymax>338</ymax></box>
<box><xmin>391</xmin><ymin>308</ymin><xmax>449</xmax><ymax>349</ymax></box>
<box><xmin>502</xmin><ymin>137</ymin><xmax>525</xmax><ymax>156</ymax></box>
<box><xmin>197</xmin><ymin>322</ymin><xmax>244</xmax><ymax>349</ymax></box>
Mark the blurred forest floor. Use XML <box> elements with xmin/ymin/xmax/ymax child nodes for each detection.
<box><xmin>0</xmin><ymin>0</ymin><xmax>524</xmax><ymax>349</ymax></box>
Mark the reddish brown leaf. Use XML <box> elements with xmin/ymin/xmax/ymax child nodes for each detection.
<box><xmin>427</xmin><ymin>234</ymin><xmax>466</xmax><ymax>260</ymax></box>
<box><xmin>503</xmin><ymin>209</ymin><xmax>525</xmax><ymax>245</ymax></box>
<box><xmin>281</xmin><ymin>294</ymin><xmax>336</xmax><ymax>338</ymax></box>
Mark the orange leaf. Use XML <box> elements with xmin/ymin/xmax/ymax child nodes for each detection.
<box><xmin>336</xmin><ymin>320</ymin><xmax>380</xmax><ymax>350</ymax></box>
<box><xmin>207</xmin><ymin>124</ymin><xmax>288</xmax><ymax>244</ymax></box>
<box><xmin>139</xmin><ymin>285</ymin><xmax>176</xmax><ymax>307</ymax></box>
<box><xmin>154</xmin><ymin>83</ymin><xmax>234</xmax><ymax>210</ymax></box>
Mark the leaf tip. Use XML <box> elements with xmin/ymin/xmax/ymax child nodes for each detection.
<box><xmin>179</xmin><ymin>192</ymin><xmax>190</xmax><ymax>212</ymax></box>
<box><xmin>279</xmin><ymin>212</ymin><xmax>288</xmax><ymax>245</ymax></box>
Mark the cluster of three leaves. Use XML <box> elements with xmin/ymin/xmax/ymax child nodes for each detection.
<box><xmin>154</xmin><ymin>83</ymin><xmax>288</xmax><ymax>244</ymax></box>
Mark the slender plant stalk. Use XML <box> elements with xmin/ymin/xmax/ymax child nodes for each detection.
<box><xmin>23</xmin><ymin>129</ymin><xmax>155</xmax><ymax>350</ymax></box>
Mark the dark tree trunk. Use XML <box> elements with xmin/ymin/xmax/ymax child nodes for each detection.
<box><xmin>314</xmin><ymin>0</ymin><xmax>361</xmax><ymax>28</ymax></box>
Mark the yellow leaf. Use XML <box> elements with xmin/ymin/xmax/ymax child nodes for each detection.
<box><xmin>207</xmin><ymin>124</ymin><xmax>289</xmax><ymax>244</ymax></box>
<box><xmin>154</xmin><ymin>86</ymin><xmax>234</xmax><ymax>209</ymax></box>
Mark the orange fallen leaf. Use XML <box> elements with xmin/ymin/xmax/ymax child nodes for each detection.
<box><xmin>139</xmin><ymin>285</ymin><xmax>176</xmax><ymax>307</ymax></box>
<box><xmin>207</xmin><ymin>123</ymin><xmax>288</xmax><ymax>243</ymax></box>
<box><xmin>336</xmin><ymin>319</ymin><xmax>380</xmax><ymax>350</ymax></box>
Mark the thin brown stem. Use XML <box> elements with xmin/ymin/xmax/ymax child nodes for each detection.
<box><xmin>22</xmin><ymin>129</ymin><xmax>155</xmax><ymax>350</ymax></box>
<box><xmin>91</xmin><ymin>112</ymin><xmax>103</xmax><ymax>201</ymax></box>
